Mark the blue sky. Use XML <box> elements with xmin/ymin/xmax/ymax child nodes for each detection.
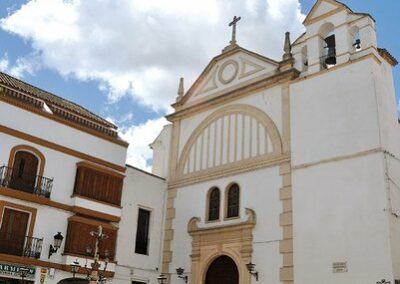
<box><xmin>0</xmin><ymin>0</ymin><xmax>398</xmax><ymax>169</ymax></box>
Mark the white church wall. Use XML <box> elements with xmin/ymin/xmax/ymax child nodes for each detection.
<box><xmin>170</xmin><ymin>166</ymin><xmax>282</xmax><ymax>284</ymax></box>
<box><xmin>151</xmin><ymin>124</ymin><xmax>172</xmax><ymax>179</ymax></box>
<box><xmin>292</xmin><ymin>152</ymin><xmax>393</xmax><ymax>284</ymax></box>
<box><xmin>372</xmin><ymin>60</ymin><xmax>400</xmax><ymax>280</ymax></box>
<box><xmin>373</xmin><ymin>61</ymin><xmax>400</xmax><ymax>157</ymax></box>
<box><xmin>115</xmin><ymin>166</ymin><xmax>166</xmax><ymax>284</ymax></box>
<box><xmin>0</xmin><ymin>101</ymin><xmax>127</xmax><ymax>166</ymax></box>
<box><xmin>290</xmin><ymin>58</ymin><xmax>381</xmax><ymax>167</ymax></box>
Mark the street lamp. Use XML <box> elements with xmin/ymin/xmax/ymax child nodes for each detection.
<box><xmin>246</xmin><ymin>262</ymin><xmax>259</xmax><ymax>281</ymax></box>
<box><xmin>70</xmin><ymin>260</ymin><xmax>81</xmax><ymax>278</ymax></box>
<box><xmin>157</xmin><ymin>273</ymin><xmax>167</xmax><ymax>284</ymax></box>
<box><xmin>48</xmin><ymin>232</ymin><xmax>64</xmax><ymax>258</ymax></box>
<box><xmin>176</xmin><ymin>267</ymin><xmax>188</xmax><ymax>283</ymax></box>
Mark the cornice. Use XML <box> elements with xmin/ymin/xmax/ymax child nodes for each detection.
<box><xmin>167</xmin><ymin>68</ymin><xmax>300</xmax><ymax>122</ymax></box>
<box><xmin>0</xmin><ymin>88</ymin><xmax>129</xmax><ymax>148</ymax></box>
<box><xmin>169</xmin><ymin>153</ymin><xmax>290</xmax><ymax>189</ymax></box>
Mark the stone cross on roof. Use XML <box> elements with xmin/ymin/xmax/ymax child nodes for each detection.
<box><xmin>229</xmin><ymin>16</ymin><xmax>241</xmax><ymax>45</ymax></box>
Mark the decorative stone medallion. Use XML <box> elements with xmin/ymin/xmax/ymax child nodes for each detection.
<box><xmin>218</xmin><ymin>59</ymin><xmax>239</xmax><ymax>84</ymax></box>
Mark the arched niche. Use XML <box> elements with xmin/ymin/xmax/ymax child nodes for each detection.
<box><xmin>177</xmin><ymin>104</ymin><xmax>282</xmax><ymax>177</ymax></box>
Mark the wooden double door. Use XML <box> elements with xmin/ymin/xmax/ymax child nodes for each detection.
<box><xmin>205</xmin><ymin>256</ymin><xmax>239</xmax><ymax>284</ymax></box>
<box><xmin>0</xmin><ymin>208</ymin><xmax>29</xmax><ymax>256</ymax></box>
<box><xmin>10</xmin><ymin>151</ymin><xmax>39</xmax><ymax>194</ymax></box>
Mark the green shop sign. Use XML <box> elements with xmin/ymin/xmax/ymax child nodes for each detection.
<box><xmin>0</xmin><ymin>263</ymin><xmax>36</xmax><ymax>279</ymax></box>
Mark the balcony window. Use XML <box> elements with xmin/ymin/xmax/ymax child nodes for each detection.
<box><xmin>73</xmin><ymin>164</ymin><xmax>123</xmax><ymax>206</ymax></box>
<box><xmin>0</xmin><ymin>208</ymin><xmax>42</xmax><ymax>259</ymax></box>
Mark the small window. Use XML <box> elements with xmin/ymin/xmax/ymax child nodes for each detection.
<box><xmin>208</xmin><ymin>187</ymin><xmax>220</xmax><ymax>221</ymax></box>
<box><xmin>227</xmin><ymin>184</ymin><xmax>240</xmax><ymax>218</ymax></box>
<box><xmin>135</xmin><ymin>208</ymin><xmax>151</xmax><ymax>255</ymax></box>
<box><xmin>132</xmin><ymin>282</ymin><xmax>147</xmax><ymax>284</ymax></box>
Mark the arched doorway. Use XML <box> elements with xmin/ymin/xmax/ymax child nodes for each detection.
<box><xmin>10</xmin><ymin>151</ymin><xmax>39</xmax><ymax>193</ymax></box>
<box><xmin>205</xmin><ymin>255</ymin><xmax>239</xmax><ymax>284</ymax></box>
<box><xmin>57</xmin><ymin>278</ymin><xmax>88</xmax><ymax>284</ymax></box>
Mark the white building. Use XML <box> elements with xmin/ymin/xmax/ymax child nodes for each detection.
<box><xmin>114</xmin><ymin>165</ymin><xmax>166</xmax><ymax>284</ymax></box>
<box><xmin>0</xmin><ymin>71</ymin><xmax>166</xmax><ymax>284</ymax></box>
<box><xmin>151</xmin><ymin>0</ymin><xmax>400</xmax><ymax>283</ymax></box>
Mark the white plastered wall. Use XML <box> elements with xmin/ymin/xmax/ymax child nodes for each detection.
<box><xmin>115</xmin><ymin>166</ymin><xmax>166</xmax><ymax>284</ymax></box>
<box><xmin>169</xmin><ymin>167</ymin><xmax>282</xmax><ymax>284</ymax></box>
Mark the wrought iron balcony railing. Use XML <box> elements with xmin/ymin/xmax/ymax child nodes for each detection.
<box><xmin>0</xmin><ymin>165</ymin><xmax>53</xmax><ymax>198</ymax></box>
<box><xmin>0</xmin><ymin>234</ymin><xmax>43</xmax><ymax>259</ymax></box>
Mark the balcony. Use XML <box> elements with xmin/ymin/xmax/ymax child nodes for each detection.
<box><xmin>0</xmin><ymin>165</ymin><xmax>53</xmax><ymax>198</ymax></box>
<box><xmin>0</xmin><ymin>234</ymin><xmax>43</xmax><ymax>259</ymax></box>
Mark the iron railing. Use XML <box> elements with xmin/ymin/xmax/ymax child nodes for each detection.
<box><xmin>0</xmin><ymin>165</ymin><xmax>53</xmax><ymax>198</ymax></box>
<box><xmin>0</xmin><ymin>234</ymin><xmax>43</xmax><ymax>259</ymax></box>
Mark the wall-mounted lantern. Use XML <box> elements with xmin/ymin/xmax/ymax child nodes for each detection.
<box><xmin>48</xmin><ymin>232</ymin><xmax>64</xmax><ymax>258</ymax></box>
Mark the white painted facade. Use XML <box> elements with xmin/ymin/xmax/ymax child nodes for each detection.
<box><xmin>0</xmin><ymin>0</ymin><xmax>399</xmax><ymax>284</ymax></box>
<box><xmin>152</xmin><ymin>1</ymin><xmax>400</xmax><ymax>283</ymax></box>
<box><xmin>113</xmin><ymin>165</ymin><xmax>166</xmax><ymax>284</ymax></box>
<box><xmin>0</xmin><ymin>84</ymin><xmax>130</xmax><ymax>283</ymax></box>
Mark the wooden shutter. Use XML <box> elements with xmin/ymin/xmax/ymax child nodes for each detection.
<box><xmin>73</xmin><ymin>165</ymin><xmax>123</xmax><ymax>206</ymax></box>
<box><xmin>0</xmin><ymin>208</ymin><xmax>29</xmax><ymax>256</ymax></box>
<box><xmin>64</xmin><ymin>220</ymin><xmax>117</xmax><ymax>261</ymax></box>
<box><xmin>10</xmin><ymin>151</ymin><xmax>39</xmax><ymax>193</ymax></box>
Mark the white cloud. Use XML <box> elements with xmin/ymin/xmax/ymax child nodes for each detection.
<box><xmin>0</xmin><ymin>0</ymin><xmax>306</xmax><ymax>170</ymax></box>
<box><xmin>0</xmin><ymin>0</ymin><xmax>306</xmax><ymax>112</ymax></box>
<box><xmin>0</xmin><ymin>53</ymin><xmax>39</xmax><ymax>78</ymax></box>
<box><xmin>119</xmin><ymin>117</ymin><xmax>168</xmax><ymax>172</ymax></box>
<box><xmin>0</xmin><ymin>53</ymin><xmax>9</xmax><ymax>72</ymax></box>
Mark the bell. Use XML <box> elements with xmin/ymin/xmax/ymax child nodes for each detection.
<box><xmin>324</xmin><ymin>34</ymin><xmax>336</xmax><ymax>65</ymax></box>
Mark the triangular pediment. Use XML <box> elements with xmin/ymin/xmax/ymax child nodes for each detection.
<box><xmin>177</xmin><ymin>47</ymin><xmax>279</xmax><ymax>108</ymax></box>
<box><xmin>303</xmin><ymin>0</ymin><xmax>348</xmax><ymax>25</ymax></box>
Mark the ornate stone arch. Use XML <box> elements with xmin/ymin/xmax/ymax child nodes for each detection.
<box><xmin>202</xmin><ymin>253</ymin><xmax>241</xmax><ymax>283</ymax></box>
<box><xmin>177</xmin><ymin>104</ymin><xmax>282</xmax><ymax>177</ymax></box>
<box><xmin>188</xmin><ymin>208</ymin><xmax>256</xmax><ymax>284</ymax></box>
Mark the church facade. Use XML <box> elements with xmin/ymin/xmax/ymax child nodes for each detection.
<box><xmin>151</xmin><ymin>0</ymin><xmax>400</xmax><ymax>283</ymax></box>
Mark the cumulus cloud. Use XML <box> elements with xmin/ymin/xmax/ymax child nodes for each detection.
<box><xmin>0</xmin><ymin>0</ymin><xmax>306</xmax><ymax>112</ymax></box>
<box><xmin>0</xmin><ymin>0</ymin><xmax>306</xmax><ymax>170</ymax></box>
<box><xmin>0</xmin><ymin>53</ymin><xmax>9</xmax><ymax>72</ymax></box>
<box><xmin>119</xmin><ymin>117</ymin><xmax>168</xmax><ymax>172</ymax></box>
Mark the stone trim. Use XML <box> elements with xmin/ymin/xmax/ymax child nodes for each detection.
<box><xmin>188</xmin><ymin>208</ymin><xmax>256</xmax><ymax>284</ymax></box>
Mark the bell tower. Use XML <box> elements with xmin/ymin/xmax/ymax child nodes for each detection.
<box><xmin>292</xmin><ymin>0</ymin><xmax>377</xmax><ymax>75</ymax></box>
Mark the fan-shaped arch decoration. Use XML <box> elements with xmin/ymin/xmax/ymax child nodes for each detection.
<box><xmin>178</xmin><ymin>104</ymin><xmax>282</xmax><ymax>177</ymax></box>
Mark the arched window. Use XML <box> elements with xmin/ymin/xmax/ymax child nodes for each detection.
<box><xmin>226</xmin><ymin>184</ymin><xmax>240</xmax><ymax>218</ymax></box>
<box><xmin>350</xmin><ymin>26</ymin><xmax>361</xmax><ymax>51</ymax></box>
<box><xmin>10</xmin><ymin>151</ymin><xmax>39</xmax><ymax>193</ymax></box>
<box><xmin>319</xmin><ymin>23</ymin><xmax>336</xmax><ymax>68</ymax></box>
<box><xmin>4</xmin><ymin>145</ymin><xmax>49</xmax><ymax>197</ymax></box>
<box><xmin>208</xmin><ymin>187</ymin><xmax>220</xmax><ymax>221</ymax></box>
